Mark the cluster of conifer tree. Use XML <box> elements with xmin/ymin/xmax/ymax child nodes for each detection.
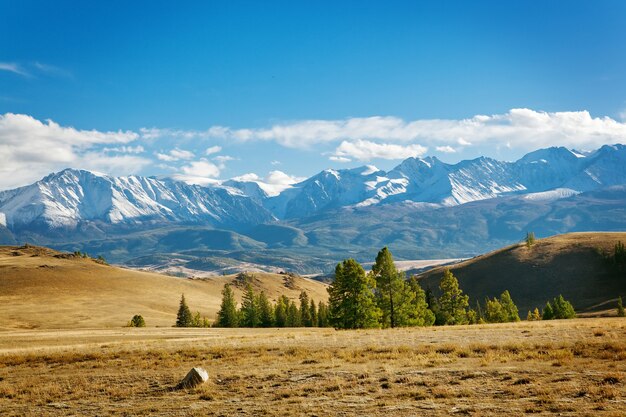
<box><xmin>213</xmin><ymin>284</ymin><xmax>331</xmax><ymax>328</ymax></box>
<box><xmin>175</xmin><ymin>294</ymin><xmax>212</xmax><ymax>328</ymax></box>
<box><xmin>175</xmin><ymin>246</ymin><xmax>578</xmax><ymax>328</ymax></box>
<box><xmin>327</xmin><ymin>247</ymin><xmax>576</xmax><ymax>329</ymax></box>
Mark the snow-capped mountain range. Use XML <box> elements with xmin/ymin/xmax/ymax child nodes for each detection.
<box><xmin>0</xmin><ymin>169</ymin><xmax>273</xmax><ymax>230</ymax></box>
<box><xmin>1</xmin><ymin>144</ymin><xmax>625</xmax><ymax>231</ymax></box>
<box><xmin>256</xmin><ymin>144</ymin><xmax>626</xmax><ymax>219</ymax></box>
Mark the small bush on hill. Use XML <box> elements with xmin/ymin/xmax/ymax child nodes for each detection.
<box><xmin>129</xmin><ymin>315</ymin><xmax>145</xmax><ymax>327</ymax></box>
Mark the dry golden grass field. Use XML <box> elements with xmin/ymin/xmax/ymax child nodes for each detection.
<box><xmin>0</xmin><ymin>245</ymin><xmax>328</xmax><ymax>330</ymax></box>
<box><xmin>0</xmin><ymin>318</ymin><xmax>625</xmax><ymax>416</ymax></box>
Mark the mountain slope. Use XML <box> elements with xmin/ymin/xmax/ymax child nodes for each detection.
<box><xmin>415</xmin><ymin>232</ymin><xmax>626</xmax><ymax>316</ymax></box>
<box><xmin>0</xmin><ymin>169</ymin><xmax>273</xmax><ymax>234</ymax></box>
<box><xmin>260</xmin><ymin>144</ymin><xmax>626</xmax><ymax>219</ymax></box>
<box><xmin>0</xmin><ymin>245</ymin><xmax>328</xmax><ymax>329</ymax></box>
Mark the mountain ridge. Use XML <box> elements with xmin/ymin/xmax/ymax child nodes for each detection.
<box><xmin>1</xmin><ymin>144</ymin><xmax>625</xmax><ymax>273</ymax></box>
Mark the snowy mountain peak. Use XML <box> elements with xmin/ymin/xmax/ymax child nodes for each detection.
<box><xmin>0</xmin><ymin>168</ymin><xmax>273</xmax><ymax>230</ymax></box>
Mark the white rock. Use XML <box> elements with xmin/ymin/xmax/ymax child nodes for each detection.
<box><xmin>177</xmin><ymin>367</ymin><xmax>209</xmax><ymax>389</ymax></box>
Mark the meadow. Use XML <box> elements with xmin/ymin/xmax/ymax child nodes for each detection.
<box><xmin>0</xmin><ymin>318</ymin><xmax>624</xmax><ymax>416</ymax></box>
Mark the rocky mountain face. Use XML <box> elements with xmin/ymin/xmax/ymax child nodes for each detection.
<box><xmin>1</xmin><ymin>144</ymin><xmax>625</xmax><ymax>273</ymax></box>
<box><xmin>0</xmin><ymin>169</ymin><xmax>274</xmax><ymax>233</ymax></box>
<box><xmin>258</xmin><ymin>144</ymin><xmax>626</xmax><ymax>219</ymax></box>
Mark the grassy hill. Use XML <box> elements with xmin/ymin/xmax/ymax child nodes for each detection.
<box><xmin>0</xmin><ymin>245</ymin><xmax>328</xmax><ymax>330</ymax></box>
<box><xmin>416</xmin><ymin>232</ymin><xmax>626</xmax><ymax>316</ymax></box>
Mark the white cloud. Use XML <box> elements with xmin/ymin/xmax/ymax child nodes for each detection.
<box><xmin>0</xmin><ymin>62</ymin><xmax>29</xmax><ymax>77</ymax></box>
<box><xmin>270</xmin><ymin>160</ymin><xmax>281</xmax><ymax>166</ymax></box>
<box><xmin>103</xmin><ymin>145</ymin><xmax>145</xmax><ymax>154</ymax></box>
<box><xmin>156</xmin><ymin>148</ymin><xmax>195</xmax><ymax>161</ymax></box>
<box><xmin>333</xmin><ymin>140</ymin><xmax>428</xmax><ymax>161</ymax></box>
<box><xmin>329</xmin><ymin>156</ymin><xmax>352</xmax><ymax>163</ymax></box>
<box><xmin>213</xmin><ymin>155</ymin><xmax>236</xmax><ymax>169</ymax></box>
<box><xmin>232</xmin><ymin>170</ymin><xmax>305</xmax><ymax>196</ymax></box>
<box><xmin>205</xmin><ymin>145</ymin><xmax>222</xmax><ymax>155</ymax></box>
<box><xmin>33</xmin><ymin>62</ymin><xmax>72</xmax><ymax>78</ymax></box>
<box><xmin>0</xmin><ymin>113</ymin><xmax>143</xmax><ymax>189</ymax></box>
<box><xmin>180</xmin><ymin>159</ymin><xmax>220</xmax><ymax>178</ymax></box>
<box><xmin>436</xmin><ymin>145</ymin><xmax>456</xmax><ymax>153</ymax></box>
<box><xmin>140</xmin><ymin>109</ymin><xmax>626</xmax><ymax>153</ymax></box>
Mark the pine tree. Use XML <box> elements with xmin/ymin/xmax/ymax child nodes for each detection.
<box><xmin>542</xmin><ymin>301</ymin><xmax>554</xmax><ymax>320</ymax></box>
<box><xmin>551</xmin><ymin>295</ymin><xmax>576</xmax><ymax>319</ymax></box>
<box><xmin>216</xmin><ymin>284</ymin><xmax>239</xmax><ymax>327</ymax></box>
<box><xmin>532</xmin><ymin>308</ymin><xmax>541</xmax><ymax>321</ymax></box>
<box><xmin>372</xmin><ymin>247</ymin><xmax>414</xmax><ymax>328</ymax></box>
<box><xmin>328</xmin><ymin>259</ymin><xmax>381</xmax><ymax>329</ymax></box>
<box><xmin>526</xmin><ymin>310</ymin><xmax>533</xmax><ymax>321</ymax></box>
<box><xmin>309</xmin><ymin>299</ymin><xmax>318</xmax><ymax>327</ymax></box>
<box><xmin>438</xmin><ymin>269</ymin><xmax>469</xmax><ymax>325</ymax></box>
<box><xmin>499</xmin><ymin>290</ymin><xmax>520</xmax><ymax>322</ymax></box>
<box><xmin>299</xmin><ymin>291</ymin><xmax>313</xmax><ymax>327</ymax></box>
<box><xmin>257</xmin><ymin>291</ymin><xmax>275</xmax><ymax>327</ymax></box>
<box><xmin>617</xmin><ymin>296</ymin><xmax>625</xmax><ymax>317</ymax></box>
<box><xmin>525</xmin><ymin>231</ymin><xmax>536</xmax><ymax>248</ymax></box>
<box><xmin>192</xmin><ymin>311</ymin><xmax>202</xmax><ymax>327</ymax></box>
<box><xmin>274</xmin><ymin>295</ymin><xmax>289</xmax><ymax>327</ymax></box>
<box><xmin>475</xmin><ymin>300</ymin><xmax>484</xmax><ymax>322</ymax></box>
<box><xmin>485</xmin><ymin>297</ymin><xmax>506</xmax><ymax>323</ymax></box>
<box><xmin>176</xmin><ymin>294</ymin><xmax>193</xmax><ymax>327</ymax></box>
<box><xmin>407</xmin><ymin>276</ymin><xmax>435</xmax><ymax>326</ymax></box>
<box><xmin>317</xmin><ymin>301</ymin><xmax>330</xmax><ymax>327</ymax></box>
<box><xmin>240</xmin><ymin>284</ymin><xmax>260</xmax><ymax>327</ymax></box>
<box><xmin>467</xmin><ymin>309</ymin><xmax>478</xmax><ymax>324</ymax></box>
<box><xmin>286</xmin><ymin>300</ymin><xmax>300</xmax><ymax>327</ymax></box>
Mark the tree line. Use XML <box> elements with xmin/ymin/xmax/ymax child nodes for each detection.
<box><xmin>326</xmin><ymin>247</ymin><xmax>577</xmax><ymax>329</ymax></box>
<box><xmin>171</xmin><ymin>246</ymin><xmax>579</xmax><ymax>329</ymax></box>
<box><xmin>175</xmin><ymin>285</ymin><xmax>331</xmax><ymax>328</ymax></box>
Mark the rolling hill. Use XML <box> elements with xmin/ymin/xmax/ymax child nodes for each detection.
<box><xmin>0</xmin><ymin>245</ymin><xmax>328</xmax><ymax>330</ymax></box>
<box><xmin>416</xmin><ymin>232</ymin><xmax>626</xmax><ymax>315</ymax></box>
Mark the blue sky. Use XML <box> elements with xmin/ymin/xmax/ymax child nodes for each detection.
<box><xmin>1</xmin><ymin>1</ymin><xmax>626</xmax><ymax>190</ymax></box>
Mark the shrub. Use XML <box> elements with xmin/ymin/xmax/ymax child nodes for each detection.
<box><xmin>129</xmin><ymin>314</ymin><xmax>146</xmax><ymax>327</ymax></box>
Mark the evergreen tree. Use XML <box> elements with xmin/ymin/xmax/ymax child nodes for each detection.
<box><xmin>286</xmin><ymin>300</ymin><xmax>300</xmax><ymax>327</ymax></box>
<box><xmin>372</xmin><ymin>247</ymin><xmax>414</xmax><ymax>328</ymax></box>
<box><xmin>407</xmin><ymin>276</ymin><xmax>435</xmax><ymax>326</ymax></box>
<box><xmin>240</xmin><ymin>284</ymin><xmax>260</xmax><ymax>327</ymax></box>
<box><xmin>525</xmin><ymin>231</ymin><xmax>536</xmax><ymax>248</ymax></box>
<box><xmin>542</xmin><ymin>301</ymin><xmax>554</xmax><ymax>320</ymax></box>
<box><xmin>216</xmin><ymin>284</ymin><xmax>239</xmax><ymax>328</ymax></box>
<box><xmin>317</xmin><ymin>301</ymin><xmax>330</xmax><ymax>327</ymax></box>
<box><xmin>526</xmin><ymin>310</ymin><xmax>533</xmax><ymax>321</ymax></box>
<box><xmin>485</xmin><ymin>297</ymin><xmax>506</xmax><ymax>323</ymax></box>
<box><xmin>532</xmin><ymin>308</ymin><xmax>541</xmax><ymax>321</ymax></box>
<box><xmin>618</xmin><ymin>296</ymin><xmax>625</xmax><ymax>317</ymax></box>
<box><xmin>299</xmin><ymin>291</ymin><xmax>313</xmax><ymax>327</ymax></box>
<box><xmin>328</xmin><ymin>259</ymin><xmax>381</xmax><ymax>329</ymax></box>
<box><xmin>176</xmin><ymin>294</ymin><xmax>193</xmax><ymax>327</ymax></box>
<box><xmin>309</xmin><ymin>299</ymin><xmax>318</xmax><ymax>327</ymax></box>
<box><xmin>257</xmin><ymin>291</ymin><xmax>275</xmax><ymax>327</ymax></box>
<box><xmin>475</xmin><ymin>300</ymin><xmax>484</xmax><ymax>322</ymax></box>
<box><xmin>438</xmin><ymin>269</ymin><xmax>469</xmax><ymax>325</ymax></box>
<box><xmin>192</xmin><ymin>311</ymin><xmax>202</xmax><ymax>327</ymax></box>
<box><xmin>551</xmin><ymin>295</ymin><xmax>576</xmax><ymax>319</ymax></box>
<box><xmin>467</xmin><ymin>309</ymin><xmax>478</xmax><ymax>324</ymax></box>
<box><xmin>274</xmin><ymin>295</ymin><xmax>289</xmax><ymax>327</ymax></box>
<box><xmin>499</xmin><ymin>290</ymin><xmax>520</xmax><ymax>322</ymax></box>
